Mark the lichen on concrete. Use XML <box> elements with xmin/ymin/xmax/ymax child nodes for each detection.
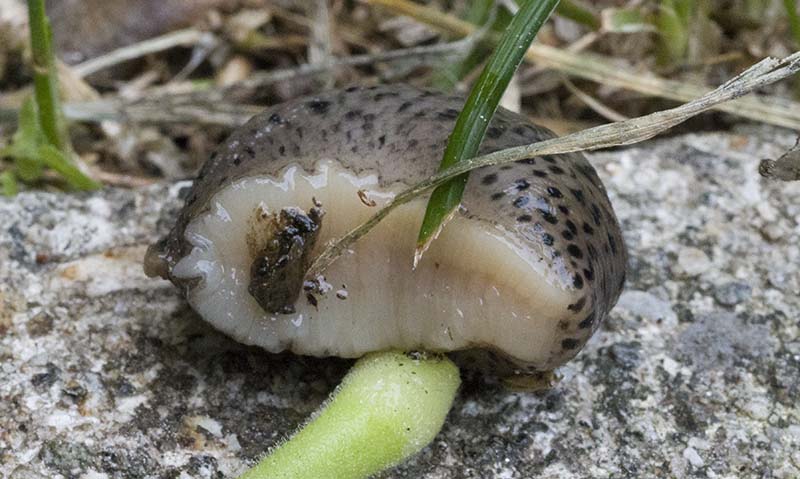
<box><xmin>1</xmin><ymin>129</ymin><xmax>799</xmax><ymax>478</ymax></box>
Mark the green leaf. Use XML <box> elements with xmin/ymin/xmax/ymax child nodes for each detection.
<box><xmin>1</xmin><ymin>171</ymin><xmax>18</xmax><ymax>196</ymax></box>
<box><xmin>785</xmin><ymin>0</ymin><xmax>800</xmax><ymax>48</ymax></box>
<box><xmin>1</xmin><ymin>97</ymin><xmax>45</xmax><ymax>182</ymax></box>
<box><xmin>601</xmin><ymin>7</ymin><xmax>656</xmax><ymax>33</ymax></box>
<box><xmin>38</xmin><ymin>144</ymin><xmax>100</xmax><ymax>191</ymax></box>
<box><xmin>556</xmin><ymin>0</ymin><xmax>599</xmax><ymax>29</ymax></box>
<box><xmin>655</xmin><ymin>1</ymin><xmax>689</xmax><ymax>65</ymax></box>
<box><xmin>416</xmin><ymin>0</ymin><xmax>560</xmax><ymax>261</ymax></box>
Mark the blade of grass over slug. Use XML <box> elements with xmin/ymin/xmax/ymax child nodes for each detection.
<box><xmin>416</xmin><ymin>0</ymin><xmax>560</xmax><ymax>265</ymax></box>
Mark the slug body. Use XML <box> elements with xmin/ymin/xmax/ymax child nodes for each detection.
<box><xmin>146</xmin><ymin>84</ymin><xmax>626</xmax><ymax>374</ymax></box>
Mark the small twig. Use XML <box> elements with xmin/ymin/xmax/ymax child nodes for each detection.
<box><xmin>72</xmin><ymin>29</ymin><xmax>218</xmax><ymax>78</ymax></box>
<box><xmin>365</xmin><ymin>0</ymin><xmax>800</xmax><ymax>130</ymax></box>
<box><xmin>308</xmin><ymin>0</ymin><xmax>334</xmax><ymax>89</ymax></box>
<box><xmin>307</xmin><ymin>51</ymin><xmax>800</xmax><ymax>277</ymax></box>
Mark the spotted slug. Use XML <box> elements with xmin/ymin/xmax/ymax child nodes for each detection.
<box><xmin>145</xmin><ymin>84</ymin><xmax>627</xmax><ymax>375</ymax></box>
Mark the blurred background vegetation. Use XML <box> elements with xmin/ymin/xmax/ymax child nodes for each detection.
<box><xmin>0</xmin><ymin>0</ymin><xmax>798</xmax><ymax>194</ymax></box>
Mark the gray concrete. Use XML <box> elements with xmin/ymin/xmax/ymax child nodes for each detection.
<box><xmin>1</xmin><ymin>128</ymin><xmax>799</xmax><ymax>478</ymax></box>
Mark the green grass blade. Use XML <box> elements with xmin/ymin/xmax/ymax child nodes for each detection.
<box><xmin>785</xmin><ymin>0</ymin><xmax>800</xmax><ymax>47</ymax></box>
<box><xmin>431</xmin><ymin>0</ymin><xmax>496</xmax><ymax>90</ymax></box>
<box><xmin>4</xmin><ymin>97</ymin><xmax>45</xmax><ymax>182</ymax></box>
<box><xmin>28</xmin><ymin>0</ymin><xmax>70</xmax><ymax>153</ymax></box>
<box><xmin>1</xmin><ymin>171</ymin><xmax>19</xmax><ymax>196</ymax></box>
<box><xmin>38</xmin><ymin>144</ymin><xmax>100</xmax><ymax>191</ymax></box>
<box><xmin>556</xmin><ymin>0</ymin><xmax>599</xmax><ymax>29</ymax></box>
<box><xmin>416</xmin><ymin>0</ymin><xmax>560</xmax><ymax>261</ymax></box>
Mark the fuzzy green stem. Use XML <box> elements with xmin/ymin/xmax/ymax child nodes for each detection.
<box><xmin>27</xmin><ymin>0</ymin><xmax>69</xmax><ymax>153</ymax></box>
<box><xmin>239</xmin><ymin>351</ymin><xmax>460</xmax><ymax>479</ymax></box>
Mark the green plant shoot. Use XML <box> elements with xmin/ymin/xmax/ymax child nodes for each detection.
<box><xmin>238</xmin><ymin>351</ymin><xmax>460</xmax><ymax>479</ymax></box>
<box><xmin>0</xmin><ymin>0</ymin><xmax>99</xmax><ymax>194</ymax></box>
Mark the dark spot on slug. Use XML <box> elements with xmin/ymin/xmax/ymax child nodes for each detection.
<box><xmin>608</xmin><ymin>234</ymin><xmax>618</xmax><ymax>255</ymax></box>
<box><xmin>573</xmin><ymin>272</ymin><xmax>584</xmax><ymax>289</ymax></box>
<box><xmin>561</xmin><ymin>338</ymin><xmax>580</xmax><ymax>350</ymax></box>
<box><xmin>344</xmin><ymin>110</ymin><xmax>362</xmax><ymax>121</ymax></box>
<box><xmin>558</xmin><ymin>205</ymin><xmax>570</xmax><ymax>216</ymax></box>
<box><xmin>541</xmin><ymin>210</ymin><xmax>558</xmax><ymax>224</ymax></box>
<box><xmin>268</xmin><ymin>113</ymin><xmax>284</xmax><ymax>124</ymax></box>
<box><xmin>546</xmin><ymin>186</ymin><xmax>563</xmax><ymax>198</ymax></box>
<box><xmin>542</xmin><ymin>233</ymin><xmax>554</xmax><ymax>246</ymax></box>
<box><xmin>307</xmin><ymin>99</ymin><xmax>331</xmax><ymax>114</ymax></box>
<box><xmin>571</xmin><ymin>188</ymin><xmax>586</xmax><ymax>204</ymax></box>
<box><xmin>491</xmin><ymin>192</ymin><xmax>505</xmax><ymax>200</ymax></box>
<box><xmin>591</xmin><ymin>203</ymin><xmax>602</xmax><ymax>226</ymax></box>
<box><xmin>515</xmin><ymin>179</ymin><xmax>531</xmax><ymax>190</ymax></box>
<box><xmin>548</xmin><ymin>165</ymin><xmax>565</xmax><ymax>175</ymax></box>
<box><xmin>582</xmin><ymin>222</ymin><xmax>594</xmax><ymax>235</ymax></box>
<box><xmin>544</xmin><ymin>156</ymin><xmax>558</xmax><ymax>164</ymax></box>
<box><xmin>486</xmin><ymin>127</ymin><xmax>503</xmax><ymax>139</ymax></box>
<box><xmin>578</xmin><ymin>311</ymin><xmax>595</xmax><ymax>329</ymax></box>
<box><xmin>397</xmin><ymin>101</ymin><xmax>413</xmax><ymax>112</ymax></box>
<box><xmin>562</xmin><ymin>230</ymin><xmax>574</xmax><ymax>241</ymax></box>
<box><xmin>373</xmin><ymin>91</ymin><xmax>399</xmax><ymax>101</ymax></box>
<box><xmin>583</xmin><ymin>267</ymin><xmax>594</xmax><ymax>282</ymax></box>
<box><xmin>517</xmin><ymin>214</ymin><xmax>533</xmax><ymax>223</ymax></box>
<box><xmin>568</xmin><ymin>296</ymin><xmax>586</xmax><ymax>312</ymax></box>
<box><xmin>518</xmin><ymin>158</ymin><xmax>536</xmax><ymax>165</ymax></box>
<box><xmin>437</xmin><ymin>108</ymin><xmax>459</xmax><ymax>120</ymax></box>
<box><xmin>378</xmin><ymin>135</ymin><xmax>386</xmax><ymax>148</ymax></box>
<box><xmin>513</xmin><ymin>124</ymin><xmax>534</xmax><ymax>136</ymax></box>
<box><xmin>482</xmin><ymin>173</ymin><xmax>498</xmax><ymax>185</ymax></box>
<box><xmin>345</xmin><ymin>86</ymin><xmax>359</xmax><ymax>92</ymax></box>
<box><xmin>567</xmin><ymin>244</ymin><xmax>583</xmax><ymax>259</ymax></box>
<box><xmin>279</xmin><ymin>145</ymin><xmax>286</xmax><ymax>156</ymax></box>
<box><xmin>533</xmin><ymin>169</ymin><xmax>548</xmax><ymax>177</ymax></box>
<box><xmin>566</xmin><ymin>220</ymin><xmax>577</xmax><ymax>235</ymax></box>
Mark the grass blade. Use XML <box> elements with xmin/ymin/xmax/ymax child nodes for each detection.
<box><xmin>786</xmin><ymin>0</ymin><xmax>800</xmax><ymax>47</ymax></box>
<box><xmin>415</xmin><ymin>0</ymin><xmax>559</xmax><ymax>264</ymax></box>
<box><xmin>1</xmin><ymin>171</ymin><xmax>18</xmax><ymax>196</ymax></box>
<box><xmin>28</xmin><ymin>0</ymin><xmax>69</xmax><ymax>153</ymax></box>
<box><xmin>38</xmin><ymin>144</ymin><xmax>100</xmax><ymax>191</ymax></box>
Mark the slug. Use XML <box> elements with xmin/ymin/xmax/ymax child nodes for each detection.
<box><xmin>145</xmin><ymin>84</ymin><xmax>627</xmax><ymax>375</ymax></box>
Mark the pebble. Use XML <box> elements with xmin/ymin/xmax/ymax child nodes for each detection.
<box><xmin>714</xmin><ymin>281</ymin><xmax>752</xmax><ymax>306</ymax></box>
<box><xmin>677</xmin><ymin>247</ymin><xmax>712</xmax><ymax>276</ymax></box>
<box><xmin>682</xmin><ymin>447</ymin><xmax>704</xmax><ymax>468</ymax></box>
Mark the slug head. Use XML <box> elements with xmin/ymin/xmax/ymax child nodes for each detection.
<box><xmin>248</xmin><ymin>206</ymin><xmax>324</xmax><ymax>314</ymax></box>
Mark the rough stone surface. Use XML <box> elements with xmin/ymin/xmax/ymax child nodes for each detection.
<box><xmin>1</xmin><ymin>128</ymin><xmax>799</xmax><ymax>478</ymax></box>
